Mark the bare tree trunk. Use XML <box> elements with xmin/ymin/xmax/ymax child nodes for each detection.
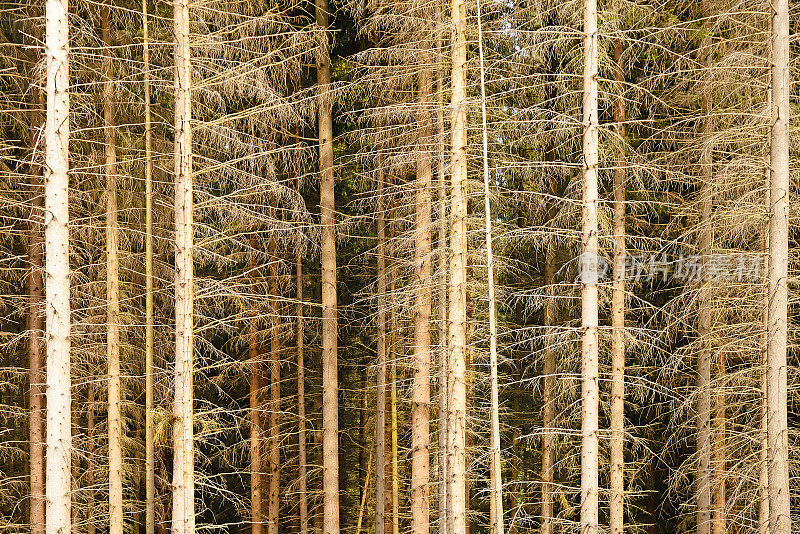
<box><xmin>447</xmin><ymin>0</ymin><xmax>468</xmax><ymax>526</ymax></box>
<box><xmin>101</xmin><ymin>4</ymin><xmax>124</xmax><ymax>532</ymax></box>
<box><xmin>580</xmin><ymin>0</ymin><xmax>600</xmax><ymax>531</ymax></box>
<box><xmin>476</xmin><ymin>4</ymin><xmax>504</xmax><ymax>531</ymax></box>
<box><xmin>696</xmin><ymin>6</ymin><xmax>713</xmax><ymax>532</ymax></box>
<box><xmin>297</xmin><ymin>163</ymin><xmax>308</xmax><ymax>534</ymax></box>
<box><xmin>143</xmin><ymin>0</ymin><xmax>156</xmax><ymax>530</ymax></box>
<box><xmin>712</xmin><ymin>356</ymin><xmax>725</xmax><ymax>534</ymax></box>
<box><xmin>44</xmin><ymin>0</ymin><xmax>72</xmax><ymax>528</ymax></box>
<box><xmin>760</xmin><ymin>179</ymin><xmax>770</xmax><ymax>534</ymax></box>
<box><xmin>767</xmin><ymin>0</ymin><xmax>791</xmax><ymax>531</ymax></box>
<box><xmin>411</xmin><ymin>59</ymin><xmax>433</xmax><ymax>534</ymax></box>
<box><xmin>172</xmin><ymin>0</ymin><xmax>195</xmax><ymax>529</ymax></box>
<box><xmin>435</xmin><ymin>27</ymin><xmax>449</xmax><ymax>534</ymax></box>
<box><xmin>376</xmin><ymin>169</ymin><xmax>387</xmax><ymax>534</ymax></box>
<box><xmin>315</xmin><ymin>0</ymin><xmax>339</xmax><ymax>531</ymax></box>
<box><xmin>250</xmin><ymin>236</ymin><xmax>263</xmax><ymax>534</ymax></box>
<box><xmin>28</xmin><ymin>101</ymin><xmax>46</xmax><ymax>534</ymax></box>
<box><xmin>541</xmin><ymin>244</ymin><xmax>555</xmax><ymax>534</ymax></box>
<box><xmin>87</xmin><ymin>384</ymin><xmax>96</xmax><ymax>534</ymax></box>
<box><xmin>390</xmin><ymin>284</ymin><xmax>399</xmax><ymax>534</ymax></box>
<box><xmin>609</xmin><ymin>34</ymin><xmax>626</xmax><ymax>534</ymax></box>
<box><xmin>268</xmin><ymin>236</ymin><xmax>281</xmax><ymax>534</ymax></box>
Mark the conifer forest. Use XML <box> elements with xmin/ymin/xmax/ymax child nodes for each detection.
<box><xmin>0</xmin><ymin>0</ymin><xmax>798</xmax><ymax>533</ymax></box>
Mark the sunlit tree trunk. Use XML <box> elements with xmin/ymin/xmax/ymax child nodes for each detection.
<box><xmin>767</xmin><ymin>0</ymin><xmax>791</xmax><ymax>532</ymax></box>
<box><xmin>580</xmin><ymin>0</ymin><xmax>600</xmax><ymax>531</ymax></box>
<box><xmin>476</xmin><ymin>4</ymin><xmax>503</xmax><ymax>531</ymax></box>
<box><xmin>44</xmin><ymin>0</ymin><xmax>72</xmax><ymax>529</ymax></box>
<box><xmin>541</xmin><ymin>244</ymin><xmax>555</xmax><ymax>534</ymax></box>
<box><xmin>447</xmin><ymin>0</ymin><xmax>468</xmax><ymax>525</ymax></box>
<box><xmin>411</xmin><ymin>58</ymin><xmax>433</xmax><ymax>534</ymax></box>
<box><xmin>390</xmin><ymin>275</ymin><xmax>399</xmax><ymax>534</ymax></box>
<box><xmin>315</xmin><ymin>0</ymin><xmax>340</xmax><ymax>530</ymax></box>
<box><xmin>435</xmin><ymin>25</ymin><xmax>449</xmax><ymax>533</ymax></box>
<box><xmin>172</xmin><ymin>0</ymin><xmax>195</xmax><ymax>529</ymax></box>
<box><xmin>609</xmin><ymin>34</ymin><xmax>626</xmax><ymax>534</ymax></box>
<box><xmin>376</xmin><ymin>169</ymin><xmax>387</xmax><ymax>534</ymax></box>
<box><xmin>101</xmin><ymin>4</ymin><xmax>124</xmax><ymax>532</ymax></box>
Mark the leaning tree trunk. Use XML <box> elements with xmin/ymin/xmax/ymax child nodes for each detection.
<box><xmin>411</xmin><ymin>61</ymin><xmax>432</xmax><ymax>534</ymax></box>
<box><xmin>767</xmin><ymin>0</ymin><xmax>791</xmax><ymax>532</ymax></box>
<box><xmin>143</xmin><ymin>0</ymin><xmax>156</xmax><ymax>531</ymax></box>
<box><xmin>172</xmin><ymin>0</ymin><xmax>195</xmax><ymax>529</ymax></box>
<box><xmin>448</xmin><ymin>0</ymin><xmax>469</xmax><ymax>526</ymax></box>
<box><xmin>580</xmin><ymin>0</ymin><xmax>600</xmax><ymax>532</ymax></box>
<box><xmin>609</xmin><ymin>33</ymin><xmax>626</xmax><ymax>534</ymax></box>
<box><xmin>101</xmin><ymin>4</ymin><xmax>124</xmax><ymax>533</ymax></box>
<box><xmin>44</xmin><ymin>0</ymin><xmax>72</xmax><ymax>529</ymax></box>
<box><xmin>315</xmin><ymin>0</ymin><xmax>340</xmax><ymax>531</ymax></box>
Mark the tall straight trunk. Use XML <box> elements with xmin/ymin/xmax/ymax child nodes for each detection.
<box><xmin>376</xmin><ymin>170</ymin><xmax>387</xmax><ymax>534</ymax></box>
<box><xmin>696</xmin><ymin>5</ymin><xmax>713</xmax><ymax>533</ymax></box>
<box><xmin>250</xmin><ymin>236</ymin><xmax>263</xmax><ymax>534</ymax></box>
<box><xmin>447</xmin><ymin>0</ymin><xmax>468</xmax><ymax>526</ymax></box>
<box><xmin>580</xmin><ymin>0</ymin><xmax>600</xmax><ymax>531</ymax></box>
<box><xmin>447</xmin><ymin>24</ymin><xmax>468</xmax><ymax>534</ymax></box>
<box><xmin>28</xmin><ymin>98</ymin><xmax>46</xmax><ymax>534</ymax></box>
<box><xmin>102</xmin><ymin>5</ymin><xmax>124</xmax><ymax>533</ymax></box>
<box><xmin>540</xmin><ymin>225</ymin><xmax>556</xmax><ymax>534</ymax></box>
<box><xmin>44</xmin><ymin>0</ymin><xmax>71</xmax><ymax>529</ymax></box>
<box><xmin>297</xmin><ymin>164</ymin><xmax>308</xmax><ymax>534</ymax></box>
<box><xmin>315</xmin><ymin>0</ymin><xmax>340</xmax><ymax>531</ymax></box>
<box><xmin>759</xmin><ymin>168</ymin><xmax>770</xmax><ymax>534</ymax></box>
<box><xmin>435</xmin><ymin>26</ymin><xmax>449</xmax><ymax>534</ymax></box>
<box><xmin>476</xmin><ymin>4</ymin><xmax>504</xmax><ymax>532</ymax></box>
<box><xmin>711</xmin><ymin>357</ymin><xmax>725</xmax><ymax>534</ymax></box>
<box><xmin>87</xmin><ymin>384</ymin><xmax>96</xmax><ymax>534</ymax></box>
<box><xmin>767</xmin><ymin>0</ymin><xmax>791</xmax><ymax>532</ymax></box>
<box><xmin>143</xmin><ymin>0</ymin><xmax>156</xmax><ymax>531</ymax></box>
<box><xmin>609</xmin><ymin>35</ymin><xmax>626</xmax><ymax>534</ymax></box>
<box><xmin>390</xmin><ymin>283</ymin><xmax>400</xmax><ymax>534</ymax></box>
<box><xmin>172</xmin><ymin>0</ymin><xmax>195</xmax><ymax>529</ymax></box>
<box><xmin>268</xmin><ymin>236</ymin><xmax>281</xmax><ymax>534</ymax></box>
<box><xmin>411</xmin><ymin>61</ymin><xmax>433</xmax><ymax>534</ymax></box>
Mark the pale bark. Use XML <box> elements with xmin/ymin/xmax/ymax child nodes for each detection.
<box><xmin>435</xmin><ymin>27</ymin><xmax>449</xmax><ymax>534</ymax></box>
<box><xmin>44</xmin><ymin>0</ymin><xmax>72</xmax><ymax>529</ymax></box>
<box><xmin>172</xmin><ymin>0</ymin><xmax>195</xmax><ymax>529</ymax></box>
<box><xmin>101</xmin><ymin>4</ymin><xmax>123</xmax><ymax>532</ymax></box>
<box><xmin>390</xmin><ymin>286</ymin><xmax>399</xmax><ymax>534</ymax></box>
<box><xmin>712</xmin><ymin>357</ymin><xmax>726</xmax><ymax>534</ymax></box>
<box><xmin>476</xmin><ymin>4</ymin><xmax>503</xmax><ymax>532</ymax></box>
<box><xmin>411</xmin><ymin>60</ymin><xmax>433</xmax><ymax>534</ymax></box>
<box><xmin>767</xmin><ymin>0</ymin><xmax>791</xmax><ymax>532</ymax></box>
<box><xmin>315</xmin><ymin>0</ymin><xmax>340</xmax><ymax>531</ymax></box>
<box><xmin>376</xmin><ymin>170</ymin><xmax>387</xmax><ymax>534</ymax></box>
<box><xmin>580</xmin><ymin>0</ymin><xmax>600</xmax><ymax>531</ymax></box>
<box><xmin>268</xmin><ymin>236</ymin><xmax>281</xmax><ymax>534</ymax></box>
<box><xmin>143</xmin><ymin>0</ymin><xmax>155</xmax><ymax>530</ymax></box>
<box><xmin>609</xmin><ymin>35</ymin><xmax>626</xmax><ymax>534</ymax></box>
<box><xmin>447</xmin><ymin>0</ymin><xmax>468</xmax><ymax>526</ymax></box>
